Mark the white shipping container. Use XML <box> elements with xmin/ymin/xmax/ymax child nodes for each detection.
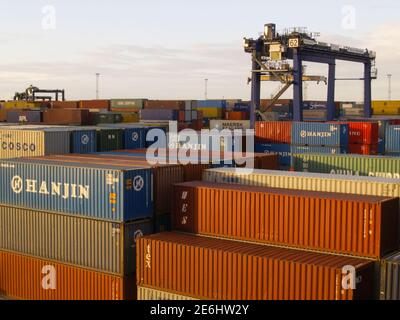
<box><xmin>137</xmin><ymin>286</ymin><xmax>198</xmax><ymax>301</ymax></box>
<box><xmin>0</xmin><ymin>128</ymin><xmax>70</xmax><ymax>159</ymax></box>
<box><xmin>203</xmin><ymin>168</ymin><xmax>400</xmax><ymax>199</ymax></box>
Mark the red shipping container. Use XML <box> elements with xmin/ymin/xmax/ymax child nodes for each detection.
<box><xmin>225</xmin><ymin>111</ymin><xmax>249</xmax><ymax>120</ymax></box>
<box><xmin>42</xmin><ymin>109</ymin><xmax>91</xmax><ymax>125</ymax></box>
<box><xmin>79</xmin><ymin>100</ymin><xmax>110</xmax><ymax>110</ymax></box>
<box><xmin>172</xmin><ymin>181</ymin><xmax>399</xmax><ymax>259</ymax></box>
<box><xmin>345</xmin><ymin>122</ymin><xmax>379</xmax><ymax>145</ymax></box>
<box><xmin>256</xmin><ymin>121</ymin><xmax>292</xmax><ymax>144</ymax></box>
<box><xmin>136</xmin><ymin>232</ymin><xmax>375</xmax><ymax>300</ymax></box>
<box><xmin>349</xmin><ymin>144</ymin><xmax>379</xmax><ymax>155</ymax></box>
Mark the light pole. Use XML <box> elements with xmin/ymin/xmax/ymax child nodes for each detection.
<box><xmin>96</xmin><ymin>73</ymin><xmax>100</xmax><ymax>99</ymax></box>
<box><xmin>387</xmin><ymin>74</ymin><xmax>392</xmax><ymax>101</ymax></box>
<box><xmin>204</xmin><ymin>78</ymin><xmax>208</xmax><ymax>100</ymax></box>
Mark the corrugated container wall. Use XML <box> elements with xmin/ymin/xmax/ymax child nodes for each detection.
<box><xmin>291</xmin><ymin>122</ymin><xmax>349</xmax><ymax>147</ymax></box>
<box><xmin>136</xmin><ymin>233</ymin><xmax>375</xmax><ymax>300</ymax></box>
<box><xmin>0</xmin><ymin>205</ymin><xmax>152</xmax><ymax>275</ymax></box>
<box><xmin>0</xmin><ymin>159</ymin><xmax>154</xmax><ymax>222</ymax></box>
<box><xmin>292</xmin><ymin>153</ymin><xmax>400</xmax><ymax>179</ymax></box>
<box><xmin>0</xmin><ymin>251</ymin><xmax>135</xmax><ymax>300</ymax></box>
<box><xmin>173</xmin><ymin>181</ymin><xmax>399</xmax><ymax>259</ymax></box>
<box><xmin>6</xmin><ymin>110</ymin><xmax>42</xmax><ymax>124</ymax></box>
<box><xmin>380</xmin><ymin>251</ymin><xmax>400</xmax><ymax>300</ymax></box>
<box><xmin>42</xmin><ymin>109</ymin><xmax>90</xmax><ymax>125</ymax></box>
<box><xmin>79</xmin><ymin>100</ymin><xmax>110</xmax><ymax>110</ymax></box>
<box><xmin>386</xmin><ymin>126</ymin><xmax>400</xmax><ymax>152</ymax></box>
<box><xmin>203</xmin><ymin>168</ymin><xmax>400</xmax><ymax>200</ymax></box>
<box><xmin>146</xmin><ymin>100</ymin><xmax>185</xmax><ymax>110</ymax></box>
<box><xmin>140</xmin><ymin>109</ymin><xmax>179</xmax><ymax>121</ymax></box>
<box><xmin>71</xmin><ymin>130</ymin><xmax>97</xmax><ymax>154</ymax></box>
<box><xmin>291</xmin><ymin>145</ymin><xmax>347</xmax><ymax>155</ymax></box>
<box><xmin>347</xmin><ymin>122</ymin><xmax>379</xmax><ymax>145</ymax></box>
<box><xmin>255</xmin><ymin>143</ymin><xmax>291</xmax><ymax>166</ymax></box>
<box><xmin>110</xmin><ymin>99</ymin><xmax>147</xmax><ymax>110</ymax></box>
<box><xmin>255</xmin><ymin>121</ymin><xmax>292</xmax><ymax>144</ymax></box>
<box><xmin>137</xmin><ymin>286</ymin><xmax>197</xmax><ymax>300</ymax></box>
<box><xmin>97</xmin><ymin>129</ymin><xmax>123</xmax><ymax>152</ymax></box>
<box><xmin>0</xmin><ymin>129</ymin><xmax>70</xmax><ymax>159</ymax></box>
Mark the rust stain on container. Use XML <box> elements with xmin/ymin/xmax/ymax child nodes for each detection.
<box><xmin>0</xmin><ymin>251</ymin><xmax>136</xmax><ymax>300</ymax></box>
<box><xmin>136</xmin><ymin>232</ymin><xmax>375</xmax><ymax>300</ymax></box>
<box><xmin>172</xmin><ymin>181</ymin><xmax>399</xmax><ymax>259</ymax></box>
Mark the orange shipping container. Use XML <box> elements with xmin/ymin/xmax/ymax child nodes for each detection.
<box><xmin>172</xmin><ymin>182</ymin><xmax>399</xmax><ymax>259</ymax></box>
<box><xmin>79</xmin><ymin>100</ymin><xmax>110</xmax><ymax>110</ymax></box>
<box><xmin>256</xmin><ymin>121</ymin><xmax>292</xmax><ymax>144</ymax></box>
<box><xmin>51</xmin><ymin>101</ymin><xmax>79</xmax><ymax>109</ymax></box>
<box><xmin>225</xmin><ymin>111</ymin><xmax>249</xmax><ymax>120</ymax></box>
<box><xmin>0</xmin><ymin>251</ymin><xmax>135</xmax><ymax>300</ymax></box>
<box><xmin>136</xmin><ymin>232</ymin><xmax>375</xmax><ymax>300</ymax></box>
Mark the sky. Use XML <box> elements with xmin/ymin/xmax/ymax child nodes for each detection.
<box><xmin>0</xmin><ymin>0</ymin><xmax>399</xmax><ymax>102</ymax></box>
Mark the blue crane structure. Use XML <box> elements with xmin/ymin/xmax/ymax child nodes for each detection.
<box><xmin>244</xmin><ymin>24</ymin><xmax>377</xmax><ymax>128</ymax></box>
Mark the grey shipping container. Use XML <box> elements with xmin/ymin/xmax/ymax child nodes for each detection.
<box><xmin>380</xmin><ymin>251</ymin><xmax>400</xmax><ymax>300</ymax></box>
<box><xmin>0</xmin><ymin>205</ymin><xmax>153</xmax><ymax>275</ymax></box>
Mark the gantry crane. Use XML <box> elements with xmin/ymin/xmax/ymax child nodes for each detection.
<box><xmin>244</xmin><ymin>24</ymin><xmax>377</xmax><ymax>127</ymax></box>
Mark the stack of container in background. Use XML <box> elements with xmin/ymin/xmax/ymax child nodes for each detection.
<box><xmin>0</xmin><ymin>157</ymin><xmax>155</xmax><ymax>300</ymax></box>
<box><xmin>291</xmin><ymin>122</ymin><xmax>348</xmax><ymax>155</ymax></box>
<box><xmin>193</xmin><ymin>100</ymin><xmax>226</xmax><ymax>126</ymax></box>
<box><xmin>255</xmin><ymin>121</ymin><xmax>292</xmax><ymax>170</ymax></box>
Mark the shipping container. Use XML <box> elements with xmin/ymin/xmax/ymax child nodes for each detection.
<box><xmin>173</xmin><ymin>181</ymin><xmax>399</xmax><ymax>259</ymax></box>
<box><xmin>194</xmin><ymin>108</ymin><xmax>222</xmax><ymax>119</ymax></box>
<box><xmin>349</xmin><ymin>144</ymin><xmax>379</xmax><ymax>155</ymax></box>
<box><xmin>0</xmin><ymin>205</ymin><xmax>152</xmax><ymax>275</ymax></box>
<box><xmin>209</xmin><ymin>120</ymin><xmax>250</xmax><ymax>130</ymax></box>
<box><xmin>120</xmin><ymin>112</ymin><xmax>140</xmax><ymax>123</ymax></box>
<box><xmin>140</xmin><ymin>109</ymin><xmax>179</xmax><ymax>121</ymax></box>
<box><xmin>2</xmin><ymin>101</ymin><xmax>38</xmax><ymax>110</ymax></box>
<box><xmin>91</xmin><ymin>113</ymin><xmax>123</xmax><ymax>125</ymax></box>
<box><xmin>6</xmin><ymin>110</ymin><xmax>42</xmax><ymax>124</ymax></box>
<box><xmin>43</xmin><ymin>153</ymin><xmax>184</xmax><ymax>215</ymax></box>
<box><xmin>385</xmin><ymin>125</ymin><xmax>400</xmax><ymax>152</ymax></box>
<box><xmin>194</xmin><ymin>100</ymin><xmax>226</xmax><ymax>109</ymax></box>
<box><xmin>224</xmin><ymin>111</ymin><xmax>249</xmax><ymax>121</ymax></box>
<box><xmin>70</xmin><ymin>129</ymin><xmax>97</xmax><ymax>154</ymax></box>
<box><xmin>137</xmin><ymin>232</ymin><xmax>375</xmax><ymax>300</ymax></box>
<box><xmin>380</xmin><ymin>251</ymin><xmax>400</xmax><ymax>300</ymax></box>
<box><xmin>372</xmin><ymin>101</ymin><xmax>400</xmax><ymax>115</ymax></box>
<box><xmin>97</xmin><ymin>128</ymin><xmax>124</xmax><ymax>152</ymax></box>
<box><xmin>347</xmin><ymin>122</ymin><xmax>379</xmax><ymax>145</ymax></box>
<box><xmin>0</xmin><ymin>158</ymin><xmax>153</xmax><ymax>222</ymax></box>
<box><xmin>0</xmin><ymin>128</ymin><xmax>70</xmax><ymax>159</ymax></box>
<box><xmin>146</xmin><ymin>100</ymin><xmax>185</xmax><ymax>110</ymax></box>
<box><xmin>0</xmin><ymin>251</ymin><xmax>135</xmax><ymax>300</ymax></box>
<box><xmin>291</xmin><ymin>145</ymin><xmax>347</xmax><ymax>155</ymax></box>
<box><xmin>154</xmin><ymin>214</ymin><xmax>172</xmax><ymax>233</ymax></box>
<box><xmin>291</xmin><ymin>122</ymin><xmax>349</xmax><ymax>147</ymax></box>
<box><xmin>51</xmin><ymin>101</ymin><xmax>79</xmax><ymax>109</ymax></box>
<box><xmin>292</xmin><ymin>153</ymin><xmax>400</xmax><ymax>179</ymax></box>
<box><xmin>110</xmin><ymin>99</ymin><xmax>147</xmax><ymax>110</ymax></box>
<box><xmin>255</xmin><ymin>143</ymin><xmax>291</xmax><ymax>166</ymax></box>
<box><xmin>256</xmin><ymin>121</ymin><xmax>292</xmax><ymax>144</ymax></box>
<box><xmin>79</xmin><ymin>100</ymin><xmax>110</xmax><ymax>110</ymax></box>
<box><xmin>137</xmin><ymin>286</ymin><xmax>197</xmax><ymax>300</ymax></box>
<box><xmin>42</xmin><ymin>109</ymin><xmax>91</xmax><ymax>125</ymax></box>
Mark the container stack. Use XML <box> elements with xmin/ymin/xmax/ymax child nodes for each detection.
<box><xmin>0</xmin><ymin>157</ymin><xmax>155</xmax><ymax>300</ymax></box>
<box><xmin>385</xmin><ymin>125</ymin><xmax>400</xmax><ymax>156</ymax></box>
<box><xmin>202</xmin><ymin>167</ymin><xmax>400</xmax><ymax>300</ymax></box>
<box><xmin>344</xmin><ymin>122</ymin><xmax>379</xmax><ymax>155</ymax></box>
<box><xmin>137</xmin><ymin>175</ymin><xmax>399</xmax><ymax>300</ymax></box>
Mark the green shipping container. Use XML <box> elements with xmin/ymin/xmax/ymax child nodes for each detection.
<box><xmin>92</xmin><ymin>113</ymin><xmax>123</xmax><ymax>125</ymax></box>
<box><xmin>110</xmin><ymin>99</ymin><xmax>147</xmax><ymax>110</ymax></box>
<box><xmin>97</xmin><ymin>129</ymin><xmax>123</xmax><ymax>152</ymax></box>
<box><xmin>292</xmin><ymin>153</ymin><xmax>400</xmax><ymax>179</ymax></box>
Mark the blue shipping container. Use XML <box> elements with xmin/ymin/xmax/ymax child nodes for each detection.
<box><xmin>6</xmin><ymin>110</ymin><xmax>42</xmax><ymax>123</ymax></box>
<box><xmin>71</xmin><ymin>130</ymin><xmax>97</xmax><ymax>154</ymax></box>
<box><xmin>291</xmin><ymin>122</ymin><xmax>349</xmax><ymax>147</ymax></box>
<box><xmin>255</xmin><ymin>143</ymin><xmax>291</xmax><ymax>166</ymax></box>
<box><xmin>0</xmin><ymin>159</ymin><xmax>153</xmax><ymax>222</ymax></box>
<box><xmin>195</xmin><ymin>100</ymin><xmax>226</xmax><ymax>109</ymax></box>
<box><xmin>291</xmin><ymin>145</ymin><xmax>347</xmax><ymax>155</ymax></box>
<box><xmin>385</xmin><ymin>125</ymin><xmax>400</xmax><ymax>152</ymax></box>
<box><xmin>124</xmin><ymin>127</ymin><xmax>147</xmax><ymax>150</ymax></box>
